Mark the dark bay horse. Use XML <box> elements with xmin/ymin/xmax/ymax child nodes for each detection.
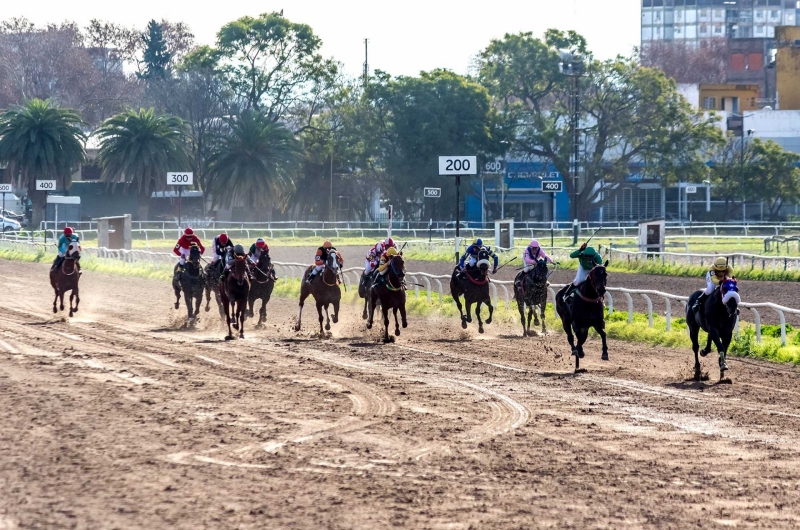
<box><xmin>173</xmin><ymin>245</ymin><xmax>206</xmax><ymax>326</ymax></box>
<box><xmin>358</xmin><ymin>270</ymin><xmax>377</xmax><ymax>320</ymax></box>
<box><xmin>367</xmin><ymin>254</ymin><xmax>408</xmax><ymax>343</ymax></box>
<box><xmin>686</xmin><ymin>280</ymin><xmax>740</xmax><ymax>382</ymax></box>
<box><xmin>514</xmin><ymin>259</ymin><xmax>552</xmax><ymax>337</ymax></box>
<box><xmin>50</xmin><ymin>242</ymin><xmax>80</xmax><ymax>317</ymax></box>
<box><xmin>555</xmin><ymin>262</ymin><xmax>609</xmax><ymax>373</ymax></box>
<box><xmin>247</xmin><ymin>252</ymin><xmax>275</xmax><ymax>327</ymax></box>
<box><xmin>204</xmin><ymin>259</ymin><xmax>224</xmax><ymax>317</ymax></box>
<box><xmin>221</xmin><ymin>257</ymin><xmax>250</xmax><ymax>340</ymax></box>
<box><xmin>450</xmin><ymin>248</ymin><xmax>493</xmax><ymax>333</ymax></box>
<box><xmin>295</xmin><ymin>249</ymin><xmax>341</xmax><ymax>336</ymax></box>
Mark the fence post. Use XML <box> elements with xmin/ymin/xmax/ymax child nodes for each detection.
<box><xmin>749</xmin><ymin>307</ymin><xmax>762</xmax><ymax>344</ymax></box>
<box><xmin>623</xmin><ymin>292</ymin><xmax>633</xmax><ymax>324</ymax></box>
<box><xmin>640</xmin><ymin>294</ymin><xmax>653</xmax><ymax>328</ymax></box>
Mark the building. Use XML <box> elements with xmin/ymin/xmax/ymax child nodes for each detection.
<box><xmin>775</xmin><ymin>25</ymin><xmax>800</xmax><ymax>108</ymax></box>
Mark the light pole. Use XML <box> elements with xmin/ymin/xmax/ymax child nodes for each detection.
<box><xmin>558</xmin><ymin>49</ymin><xmax>585</xmax><ymax>244</ymax></box>
<box><xmin>740</xmin><ymin>128</ymin><xmax>754</xmax><ymax>223</ymax></box>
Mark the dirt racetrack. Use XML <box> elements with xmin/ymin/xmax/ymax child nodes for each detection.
<box><xmin>3</xmin><ymin>259</ymin><xmax>800</xmax><ymax>528</ymax></box>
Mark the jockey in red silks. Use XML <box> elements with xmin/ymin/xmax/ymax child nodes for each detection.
<box><xmin>173</xmin><ymin>227</ymin><xmax>205</xmax><ymax>272</ymax></box>
<box><xmin>364</xmin><ymin>237</ymin><xmax>395</xmax><ymax>276</ymax></box>
<box><xmin>522</xmin><ymin>239</ymin><xmax>554</xmax><ymax>274</ymax></box>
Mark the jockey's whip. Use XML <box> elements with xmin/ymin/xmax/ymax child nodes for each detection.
<box><xmin>246</xmin><ymin>256</ymin><xmax>271</xmax><ymax>279</ymax></box>
<box><xmin>494</xmin><ymin>256</ymin><xmax>517</xmax><ymax>273</ymax></box>
<box><xmin>583</xmin><ymin>226</ymin><xmax>603</xmax><ymax>247</ymax></box>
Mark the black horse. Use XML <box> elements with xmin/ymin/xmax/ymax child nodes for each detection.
<box><xmin>367</xmin><ymin>254</ymin><xmax>408</xmax><ymax>343</ymax></box>
<box><xmin>514</xmin><ymin>259</ymin><xmax>552</xmax><ymax>337</ymax></box>
<box><xmin>204</xmin><ymin>259</ymin><xmax>224</xmax><ymax>318</ymax></box>
<box><xmin>359</xmin><ymin>270</ymin><xmax>377</xmax><ymax>320</ymax></box>
<box><xmin>686</xmin><ymin>281</ymin><xmax>740</xmax><ymax>382</ymax></box>
<box><xmin>295</xmin><ymin>249</ymin><xmax>342</xmax><ymax>336</ymax></box>
<box><xmin>555</xmin><ymin>262</ymin><xmax>609</xmax><ymax>373</ymax></box>
<box><xmin>221</xmin><ymin>257</ymin><xmax>250</xmax><ymax>340</ymax></box>
<box><xmin>173</xmin><ymin>245</ymin><xmax>206</xmax><ymax>326</ymax></box>
<box><xmin>247</xmin><ymin>252</ymin><xmax>275</xmax><ymax>327</ymax></box>
<box><xmin>450</xmin><ymin>248</ymin><xmax>494</xmax><ymax>334</ymax></box>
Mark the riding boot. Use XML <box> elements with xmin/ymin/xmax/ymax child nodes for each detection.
<box><xmin>692</xmin><ymin>292</ymin><xmax>708</xmax><ymax>313</ymax></box>
<box><xmin>306</xmin><ymin>271</ymin><xmax>317</xmax><ymax>284</ymax></box>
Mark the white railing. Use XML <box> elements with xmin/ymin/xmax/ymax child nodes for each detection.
<box><xmin>3</xmin><ymin>238</ymin><xmax>798</xmax><ymax>346</ymax></box>
<box><xmin>603</xmin><ymin>245</ymin><xmax>800</xmax><ymax>272</ymax></box>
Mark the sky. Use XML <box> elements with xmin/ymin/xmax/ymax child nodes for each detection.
<box><xmin>3</xmin><ymin>0</ymin><xmax>642</xmax><ymax>78</ymax></box>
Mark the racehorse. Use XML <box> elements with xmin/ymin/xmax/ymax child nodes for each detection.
<box><xmin>50</xmin><ymin>242</ymin><xmax>80</xmax><ymax>317</ymax></box>
<box><xmin>247</xmin><ymin>252</ymin><xmax>275</xmax><ymax>327</ymax></box>
<box><xmin>173</xmin><ymin>244</ymin><xmax>205</xmax><ymax>326</ymax></box>
<box><xmin>686</xmin><ymin>280</ymin><xmax>740</xmax><ymax>382</ymax></box>
<box><xmin>555</xmin><ymin>262</ymin><xmax>609</xmax><ymax>373</ymax></box>
<box><xmin>514</xmin><ymin>259</ymin><xmax>552</xmax><ymax>337</ymax></box>
<box><xmin>295</xmin><ymin>249</ymin><xmax>341</xmax><ymax>336</ymax></box>
<box><xmin>367</xmin><ymin>253</ymin><xmax>408</xmax><ymax>343</ymax></box>
<box><xmin>204</xmin><ymin>259</ymin><xmax>224</xmax><ymax>318</ymax></box>
<box><xmin>358</xmin><ymin>270</ymin><xmax>377</xmax><ymax>320</ymax></box>
<box><xmin>450</xmin><ymin>247</ymin><xmax>494</xmax><ymax>333</ymax></box>
<box><xmin>220</xmin><ymin>256</ymin><xmax>250</xmax><ymax>340</ymax></box>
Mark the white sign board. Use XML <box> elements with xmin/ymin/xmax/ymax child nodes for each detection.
<box><xmin>35</xmin><ymin>180</ymin><xmax>56</xmax><ymax>191</ymax></box>
<box><xmin>0</xmin><ymin>184</ymin><xmax>11</xmax><ymax>193</ymax></box>
<box><xmin>686</xmin><ymin>185</ymin><xmax>698</xmax><ymax>194</ymax></box>
<box><xmin>167</xmin><ymin>172</ymin><xmax>193</xmax><ymax>186</ymax></box>
<box><xmin>484</xmin><ymin>160</ymin><xmax>505</xmax><ymax>174</ymax></box>
<box><xmin>542</xmin><ymin>181</ymin><xmax>563</xmax><ymax>193</ymax></box>
<box><xmin>438</xmin><ymin>156</ymin><xmax>477</xmax><ymax>176</ymax></box>
<box><xmin>423</xmin><ymin>187</ymin><xmax>442</xmax><ymax>198</ymax></box>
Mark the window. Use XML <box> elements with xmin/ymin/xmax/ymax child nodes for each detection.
<box><xmin>655</xmin><ymin>11</ymin><xmax>663</xmax><ymax>20</ymax></box>
<box><xmin>755</xmin><ymin>24</ymin><xmax>765</xmax><ymax>34</ymax></box>
<box><xmin>700</xmin><ymin>23</ymin><xmax>709</xmax><ymax>33</ymax></box>
<box><xmin>714</xmin><ymin>24</ymin><xmax>723</xmax><ymax>33</ymax></box>
<box><xmin>702</xmin><ymin>97</ymin><xmax>717</xmax><ymax>109</ymax></box>
<box><xmin>731</xmin><ymin>53</ymin><xmax>746</xmax><ymax>71</ymax></box>
<box><xmin>770</xmin><ymin>9</ymin><xmax>779</xmax><ymax>18</ymax></box>
<box><xmin>748</xmin><ymin>53</ymin><xmax>764</xmax><ymax>70</ymax></box>
<box><xmin>756</xmin><ymin>9</ymin><xmax>764</xmax><ymax>18</ymax></box>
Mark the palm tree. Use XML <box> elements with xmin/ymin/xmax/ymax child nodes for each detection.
<box><xmin>0</xmin><ymin>99</ymin><xmax>86</xmax><ymax>227</ymax></box>
<box><xmin>95</xmin><ymin>108</ymin><xmax>191</xmax><ymax>221</ymax></box>
<box><xmin>207</xmin><ymin>110</ymin><xmax>301</xmax><ymax>217</ymax></box>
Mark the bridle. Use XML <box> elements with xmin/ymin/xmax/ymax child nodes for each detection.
<box><xmin>384</xmin><ymin>255</ymin><xmax>405</xmax><ymax>291</ymax></box>
<box><xmin>577</xmin><ymin>266</ymin><xmax>606</xmax><ymax>304</ymax></box>
<box><xmin>322</xmin><ymin>250</ymin><xmax>339</xmax><ymax>287</ymax></box>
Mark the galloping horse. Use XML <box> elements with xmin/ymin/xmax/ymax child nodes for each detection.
<box><xmin>367</xmin><ymin>254</ymin><xmax>408</xmax><ymax>343</ymax></box>
<box><xmin>450</xmin><ymin>248</ymin><xmax>493</xmax><ymax>333</ymax></box>
<box><xmin>555</xmin><ymin>262</ymin><xmax>609</xmax><ymax>373</ymax></box>
<box><xmin>173</xmin><ymin>244</ymin><xmax>206</xmax><ymax>326</ymax></box>
<box><xmin>204</xmin><ymin>259</ymin><xmax>224</xmax><ymax>317</ymax></box>
<box><xmin>247</xmin><ymin>252</ymin><xmax>275</xmax><ymax>327</ymax></box>
<box><xmin>514</xmin><ymin>259</ymin><xmax>552</xmax><ymax>337</ymax></box>
<box><xmin>686</xmin><ymin>280</ymin><xmax>740</xmax><ymax>382</ymax></box>
<box><xmin>295</xmin><ymin>250</ymin><xmax>341</xmax><ymax>336</ymax></box>
<box><xmin>220</xmin><ymin>257</ymin><xmax>250</xmax><ymax>340</ymax></box>
<box><xmin>358</xmin><ymin>270</ymin><xmax>377</xmax><ymax>320</ymax></box>
<box><xmin>50</xmin><ymin>242</ymin><xmax>80</xmax><ymax>317</ymax></box>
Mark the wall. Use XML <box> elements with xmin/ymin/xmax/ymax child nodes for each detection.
<box><xmin>775</xmin><ymin>26</ymin><xmax>800</xmax><ymax>110</ymax></box>
<box><xmin>699</xmin><ymin>84</ymin><xmax>760</xmax><ymax>111</ymax></box>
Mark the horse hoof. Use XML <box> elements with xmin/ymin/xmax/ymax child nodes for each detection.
<box><xmin>72</xmin><ymin>307</ymin><xmax>78</xmax><ymax>313</ymax></box>
<box><xmin>325</xmin><ymin>324</ymin><xmax>331</xmax><ymax>331</ymax></box>
<box><xmin>294</xmin><ymin>325</ymin><xmax>301</xmax><ymax>332</ymax></box>
<box><xmin>225</xmin><ymin>335</ymin><xmax>234</xmax><ymax>341</ymax></box>
<box><xmin>466</xmin><ymin>317</ymin><xmax>472</xmax><ymax>323</ymax></box>
<box><xmin>394</xmin><ymin>329</ymin><xmax>400</xmax><ymax>337</ymax></box>
<box><xmin>240</xmin><ymin>334</ymin><xmax>244</xmax><ymax>339</ymax></box>
<box><xmin>574</xmin><ymin>368</ymin><xmax>588</xmax><ymax>374</ymax></box>
<box><xmin>69</xmin><ymin>311</ymin><xmax>74</xmax><ymax>317</ymax></box>
<box><xmin>478</xmin><ymin>327</ymin><xmax>484</xmax><ymax>334</ymax></box>
<box><xmin>332</xmin><ymin>316</ymin><xmax>339</xmax><ymax>324</ymax></box>
<box><xmin>402</xmin><ymin>321</ymin><xmax>408</xmax><ymax>329</ymax></box>
<box><xmin>362</xmin><ymin>312</ymin><xmax>368</xmax><ymax>320</ymax></box>
<box><xmin>232</xmin><ymin>323</ymin><xmax>239</xmax><ymax>330</ymax></box>
<box><xmin>571</xmin><ymin>348</ymin><xmax>579</xmax><ymax>357</ymax></box>
<box><xmin>461</xmin><ymin>321</ymin><xmax>468</xmax><ymax>330</ymax></box>
<box><xmin>205</xmin><ymin>306</ymin><xmax>210</xmax><ymax>312</ymax></box>
<box><xmin>579</xmin><ymin>351</ymin><xmax>585</xmax><ymax>359</ymax></box>
<box><xmin>486</xmin><ymin>317</ymin><xmax>493</xmax><ymax>325</ymax></box>
<box><xmin>718</xmin><ymin>377</ymin><xmax>733</xmax><ymax>385</ymax></box>
<box><xmin>174</xmin><ymin>303</ymin><xmax>180</xmax><ymax>310</ymax></box>
<box><xmin>52</xmin><ymin>307</ymin><xmax>57</xmax><ymax>314</ymax></box>
<box><xmin>700</xmin><ymin>348</ymin><xmax>710</xmax><ymax>357</ymax></box>
<box><xmin>366</xmin><ymin>323</ymin><xmax>373</xmax><ymax>330</ymax></box>
<box><xmin>601</xmin><ymin>353</ymin><xmax>609</xmax><ymax>361</ymax></box>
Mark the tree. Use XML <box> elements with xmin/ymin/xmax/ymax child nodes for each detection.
<box><xmin>369</xmin><ymin>69</ymin><xmax>497</xmax><ymax>219</ymax></box>
<box><xmin>0</xmin><ymin>99</ymin><xmax>86</xmax><ymax>226</ymax></box>
<box><xmin>478</xmin><ymin>30</ymin><xmax>723</xmax><ymax>220</ymax></box>
<box><xmin>215</xmin><ymin>12</ymin><xmax>338</xmax><ymax>122</ymax></box>
<box><xmin>95</xmin><ymin>108</ymin><xmax>190</xmax><ymax>220</ymax></box>
<box><xmin>639</xmin><ymin>39</ymin><xmax>729</xmax><ymax>84</ymax></box>
<box><xmin>140</xmin><ymin>20</ymin><xmax>172</xmax><ymax>80</ymax></box>
<box><xmin>206</xmin><ymin>109</ymin><xmax>301</xmax><ymax>218</ymax></box>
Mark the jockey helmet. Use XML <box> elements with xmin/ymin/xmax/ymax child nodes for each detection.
<box><xmin>385</xmin><ymin>247</ymin><xmax>398</xmax><ymax>258</ymax></box>
<box><xmin>385</xmin><ymin>237</ymin><xmax>395</xmax><ymax>248</ymax></box>
<box><xmin>218</xmin><ymin>233</ymin><xmax>229</xmax><ymax>244</ymax></box>
<box><xmin>529</xmin><ymin>239</ymin><xmax>540</xmax><ymax>248</ymax></box>
<box><xmin>475</xmin><ymin>238</ymin><xmax>483</xmax><ymax>247</ymax></box>
<box><xmin>323</xmin><ymin>240</ymin><xmax>333</xmax><ymax>248</ymax></box>
<box><xmin>63</xmin><ymin>227</ymin><xmax>74</xmax><ymax>236</ymax></box>
<box><xmin>184</xmin><ymin>227</ymin><xmax>194</xmax><ymax>236</ymax></box>
<box><xmin>256</xmin><ymin>239</ymin><xmax>268</xmax><ymax>249</ymax></box>
<box><xmin>234</xmin><ymin>244</ymin><xmax>245</xmax><ymax>255</ymax></box>
<box><xmin>711</xmin><ymin>257</ymin><xmax>732</xmax><ymax>274</ymax></box>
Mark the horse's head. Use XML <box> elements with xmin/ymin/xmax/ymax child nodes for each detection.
<box><xmin>327</xmin><ymin>249</ymin><xmax>339</xmax><ymax>271</ymax></box>
<box><xmin>390</xmin><ymin>253</ymin><xmax>405</xmax><ymax>280</ymax></box>
<box><xmin>721</xmin><ymin>279</ymin><xmax>740</xmax><ymax>318</ymax></box>
<box><xmin>531</xmin><ymin>259</ymin><xmax>549</xmax><ymax>282</ymax></box>
<box><xmin>66</xmin><ymin>241</ymin><xmax>80</xmax><ymax>259</ymax></box>
<box><xmin>232</xmin><ymin>256</ymin><xmax>248</xmax><ymax>281</ymax></box>
<box><xmin>257</xmin><ymin>250</ymin><xmax>271</xmax><ymax>271</ymax></box>
<box><xmin>588</xmin><ymin>260</ymin><xmax>609</xmax><ymax>297</ymax></box>
<box><xmin>476</xmin><ymin>248</ymin><xmax>491</xmax><ymax>276</ymax></box>
<box><xmin>188</xmin><ymin>244</ymin><xmax>202</xmax><ymax>264</ymax></box>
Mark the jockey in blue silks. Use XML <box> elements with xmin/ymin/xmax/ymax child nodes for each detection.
<box><xmin>459</xmin><ymin>238</ymin><xmax>498</xmax><ymax>273</ymax></box>
<box><xmin>52</xmin><ymin>226</ymin><xmax>81</xmax><ymax>272</ymax></box>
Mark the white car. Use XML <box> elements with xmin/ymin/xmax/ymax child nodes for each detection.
<box><xmin>0</xmin><ymin>216</ymin><xmax>21</xmax><ymax>232</ymax></box>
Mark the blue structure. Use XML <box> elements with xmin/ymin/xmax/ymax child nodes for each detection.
<box><xmin>465</xmin><ymin>161</ymin><xmax>570</xmax><ymax>223</ymax></box>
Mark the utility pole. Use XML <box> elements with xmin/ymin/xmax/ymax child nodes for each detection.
<box><xmin>363</xmin><ymin>39</ymin><xmax>369</xmax><ymax>89</ymax></box>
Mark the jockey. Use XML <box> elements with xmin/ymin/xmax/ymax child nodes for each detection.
<box><xmin>222</xmin><ymin>244</ymin><xmax>247</xmax><ymax>281</ymax></box>
<box><xmin>307</xmin><ymin>240</ymin><xmax>343</xmax><ymax>284</ymax></box>
<box><xmin>52</xmin><ymin>226</ymin><xmax>81</xmax><ymax>272</ymax></box>
<box><xmin>693</xmin><ymin>257</ymin><xmax>735</xmax><ymax>312</ymax></box>
<box><xmin>459</xmin><ymin>238</ymin><xmax>484</xmax><ymax>271</ymax></box>
<box><xmin>248</xmin><ymin>238</ymin><xmax>269</xmax><ymax>261</ymax></box>
<box><xmin>173</xmin><ymin>228</ymin><xmax>205</xmax><ymax>271</ymax></box>
<box><xmin>522</xmin><ymin>239</ymin><xmax>554</xmax><ymax>274</ymax></box>
<box><xmin>377</xmin><ymin>246</ymin><xmax>399</xmax><ymax>276</ymax></box>
<box><xmin>364</xmin><ymin>237</ymin><xmax>395</xmax><ymax>276</ymax></box>
<box><xmin>564</xmin><ymin>243</ymin><xmax>602</xmax><ymax>301</ymax></box>
<box><xmin>211</xmin><ymin>233</ymin><xmax>234</xmax><ymax>274</ymax></box>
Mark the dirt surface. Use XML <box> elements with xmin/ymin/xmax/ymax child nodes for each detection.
<box><xmin>3</xmin><ymin>259</ymin><xmax>800</xmax><ymax>528</ymax></box>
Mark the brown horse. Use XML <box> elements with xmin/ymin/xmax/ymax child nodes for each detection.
<box><xmin>220</xmin><ymin>257</ymin><xmax>250</xmax><ymax>340</ymax></box>
<box><xmin>367</xmin><ymin>254</ymin><xmax>408</xmax><ymax>343</ymax></box>
<box><xmin>247</xmin><ymin>252</ymin><xmax>275</xmax><ymax>327</ymax></box>
<box><xmin>295</xmin><ymin>249</ymin><xmax>341</xmax><ymax>336</ymax></box>
<box><xmin>204</xmin><ymin>259</ymin><xmax>224</xmax><ymax>318</ymax></box>
<box><xmin>450</xmin><ymin>248</ymin><xmax>493</xmax><ymax>333</ymax></box>
<box><xmin>50</xmin><ymin>242</ymin><xmax>80</xmax><ymax>317</ymax></box>
<box><xmin>173</xmin><ymin>245</ymin><xmax>205</xmax><ymax>326</ymax></box>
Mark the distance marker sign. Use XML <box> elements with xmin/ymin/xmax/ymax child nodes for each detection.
<box><xmin>542</xmin><ymin>180</ymin><xmax>563</xmax><ymax>192</ymax></box>
<box><xmin>423</xmin><ymin>187</ymin><xmax>442</xmax><ymax>198</ymax></box>
<box><xmin>167</xmin><ymin>172</ymin><xmax>193</xmax><ymax>185</ymax></box>
<box><xmin>35</xmin><ymin>180</ymin><xmax>56</xmax><ymax>191</ymax></box>
<box><xmin>0</xmin><ymin>184</ymin><xmax>11</xmax><ymax>193</ymax></box>
<box><xmin>438</xmin><ymin>156</ymin><xmax>477</xmax><ymax>175</ymax></box>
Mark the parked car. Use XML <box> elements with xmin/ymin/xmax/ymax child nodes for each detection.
<box><xmin>0</xmin><ymin>215</ymin><xmax>21</xmax><ymax>232</ymax></box>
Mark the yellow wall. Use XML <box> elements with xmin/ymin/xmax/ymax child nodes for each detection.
<box><xmin>776</xmin><ymin>26</ymin><xmax>800</xmax><ymax>110</ymax></box>
<box><xmin>698</xmin><ymin>84</ymin><xmax>759</xmax><ymax>112</ymax></box>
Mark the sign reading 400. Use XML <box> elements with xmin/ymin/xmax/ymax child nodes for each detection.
<box><xmin>167</xmin><ymin>172</ymin><xmax>193</xmax><ymax>186</ymax></box>
<box><xmin>438</xmin><ymin>156</ymin><xmax>477</xmax><ymax>176</ymax></box>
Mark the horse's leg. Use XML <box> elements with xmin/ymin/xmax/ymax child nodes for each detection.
<box><xmin>527</xmin><ymin>306</ymin><xmax>535</xmax><ymax>336</ymax></box>
<box><xmin>475</xmin><ymin>301</ymin><xmax>484</xmax><ymax>334</ymax></box>
<box><xmin>173</xmin><ymin>279</ymin><xmax>181</xmax><ymax>310</ymax></box>
<box><xmin>689</xmin><ymin>322</ymin><xmax>702</xmax><ymax>381</ymax></box>
<box><xmin>561</xmin><ymin>313</ymin><xmax>577</xmax><ymax>357</ymax></box>
<box><xmin>701</xmin><ymin>334</ymin><xmax>712</xmax><ymax>356</ymax></box>
<box><xmin>367</xmin><ymin>291</ymin><xmax>376</xmax><ymax>330</ymax></box>
<box><xmin>247</xmin><ymin>290</ymin><xmax>255</xmax><ymax>318</ymax></box>
<box><xmin>258</xmin><ymin>297</ymin><xmax>267</xmax><ymax>326</ymax></box>
<box><xmin>68</xmin><ymin>291</ymin><xmax>75</xmax><ymax>318</ymax></box>
<box><xmin>238</xmin><ymin>299</ymin><xmax>245</xmax><ymax>339</ymax></box>
<box><xmin>323</xmin><ymin>304</ymin><xmax>331</xmax><ymax>332</ymax></box>
<box><xmin>540</xmin><ymin>302</ymin><xmax>546</xmax><ymax>334</ymax></box>
<box><xmin>718</xmin><ymin>329</ymin><xmax>732</xmax><ymax>377</ymax></box>
<box><xmin>454</xmin><ymin>295</ymin><xmax>467</xmax><ymax>329</ymax></box>
<box><xmin>393</xmin><ymin>307</ymin><xmax>401</xmax><ymax>337</ymax></box>
<box><xmin>317</xmin><ymin>302</ymin><xmax>325</xmax><ymax>336</ymax></box>
<box><xmin>295</xmin><ymin>286</ymin><xmax>309</xmax><ymax>332</ymax></box>
<box><xmin>596</xmin><ymin>321</ymin><xmax>609</xmax><ymax>361</ymax></box>
<box><xmin>331</xmin><ymin>297</ymin><xmax>339</xmax><ymax>324</ymax></box>
<box><xmin>204</xmin><ymin>283</ymin><xmax>211</xmax><ymax>312</ymax></box>
<box><xmin>362</xmin><ymin>295</ymin><xmax>369</xmax><ymax>320</ymax></box>
<box><xmin>485</xmin><ymin>299</ymin><xmax>494</xmax><ymax>325</ymax></box>
<box><xmin>59</xmin><ymin>289</ymin><xmax>65</xmax><ymax>312</ymax></box>
<box><xmin>533</xmin><ymin>299</ymin><xmax>540</xmax><ymax>326</ymax></box>
<box><xmin>72</xmin><ymin>285</ymin><xmax>80</xmax><ymax>314</ymax></box>
<box><xmin>382</xmin><ymin>304</ymin><xmax>391</xmax><ymax>343</ymax></box>
<box><xmin>223</xmin><ymin>297</ymin><xmax>234</xmax><ymax>340</ymax></box>
<box><xmin>516</xmin><ymin>296</ymin><xmax>527</xmax><ymax>337</ymax></box>
<box><xmin>465</xmin><ymin>299</ymin><xmax>473</xmax><ymax>324</ymax></box>
<box><xmin>52</xmin><ymin>287</ymin><xmax>59</xmax><ymax>313</ymax></box>
<box><xmin>575</xmin><ymin>326</ymin><xmax>589</xmax><ymax>359</ymax></box>
<box><xmin>399</xmin><ymin>300</ymin><xmax>408</xmax><ymax>329</ymax></box>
